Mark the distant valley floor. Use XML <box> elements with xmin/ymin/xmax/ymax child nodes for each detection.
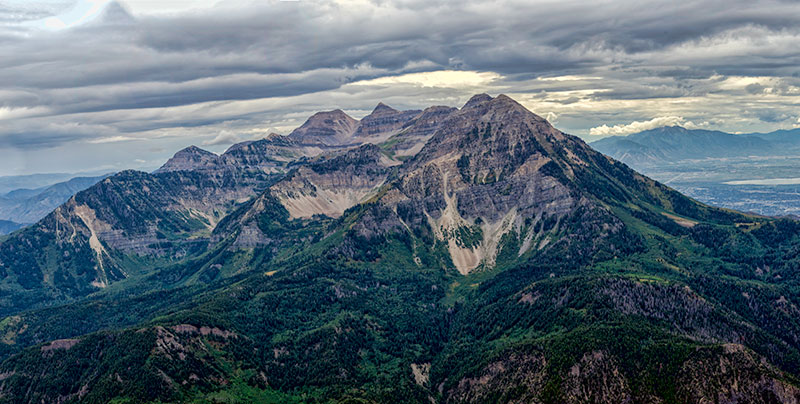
<box><xmin>627</xmin><ymin>155</ymin><xmax>800</xmax><ymax>217</ymax></box>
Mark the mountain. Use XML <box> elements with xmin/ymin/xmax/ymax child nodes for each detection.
<box><xmin>287</xmin><ymin>109</ymin><xmax>359</xmax><ymax>146</ymax></box>
<box><xmin>288</xmin><ymin>102</ymin><xmax>429</xmax><ymax>149</ymax></box>
<box><xmin>0</xmin><ymin>173</ymin><xmax>90</xmax><ymax>195</ymax></box>
<box><xmin>591</xmin><ymin>126</ymin><xmax>781</xmax><ymax>166</ymax></box>
<box><xmin>0</xmin><ymin>174</ymin><xmax>110</xmax><ymax>224</ymax></box>
<box><xmin>0</xmin><ymin>109</ymin><xmax>435</xmax><ymax>316</ymax></box>
<box><xmin>381</xmin><ymin>105</ymin><xmax>458</xmax><ymax>158</ymax></box>
<box><xmin>0</xmin><ymin>220</ymin><xmax>23</xmax><ymax>236</ymax></box>
<box><xmin>155</xmin><ymin>134</ymin><xmax>324</xmax><ymax>174</ymax></box>
<box><xmin>352</xmin><ymin>102</ymin><xmax>422</xmax><ymax>143</ymax></box>
<box><xmin>2</xmin><ymin>95</ymin><xmax>800</xmax><ymax>403</ymax></box>
<box><xmin>743</xmin><ymin>128</ymin><xmax>800</xmax><ymax>147</ymax></box>
<box><xmin>0</xmin><ymin>139</ymin><xmax>300</xmax><ymax>314</ymax></box>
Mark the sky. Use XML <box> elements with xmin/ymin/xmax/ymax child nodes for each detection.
<box><xmin>0</xmin><ymin>0</ymin><xmax>799</xmax><ymax>176</ymax></box>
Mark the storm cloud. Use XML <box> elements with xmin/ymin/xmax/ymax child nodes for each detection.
<box><xmin>0</xmin><ymin>0</ymin><xmax>799</xmax><ymax>175</ymax></box>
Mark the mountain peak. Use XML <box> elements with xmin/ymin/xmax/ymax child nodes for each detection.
<box><xmin>288</xmin><ymin>109</ymin><xmax>358</xmax><ymax>146</ymax></box>
<box><xmin>371</xmin><ymin>102</ymin><xmax>398</xmax><ymax>115</ymax></box>
<box><xmin>179</xmin><ymin>145</ymin><xmax>215</xmax><ymax>155</ymax></box>
<box><xmin>353</xmin><ymin>103</ymin><xmax>421</xmax><ymax>141</ymax></box>
<box><xmin>155</xmin><ymin>146</ymin><xmax>218</xmax><ymax>173</ymax></box>
<box><xmin>462</xmin><ymin>93</ymin><xmax>494</xmax><ymax>109</ymax></box>
<box><xmin>409</xmin><ymin>93</ymin><xmax>564</xmax><ymax>174</ymax></box>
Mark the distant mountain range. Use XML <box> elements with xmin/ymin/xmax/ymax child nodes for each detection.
<box><xmin>0</xmin><ymin>174</ymin><xmax>111</xmax><ymax>225</ymax></box>
<box><xmin>0</xmin><ymin>173</ymin><xmax>93</xmax><ymax>195</ymax></box>
<box><xmin>3</xmin><ymin>96</ymin><xmax>800</xmax><ymax>403</ymax></box>
<box><xmin>0</xmin><ymin>220</ymin><xmax>24</xmax><ymax>236</ymax></box>
<box><xmin>591</xmin><ymin>126</ymin><xmax>800</xmax><ymax>167</ymax></box>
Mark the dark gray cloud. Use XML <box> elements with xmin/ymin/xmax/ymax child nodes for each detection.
<box><xmin>754</xmin><ymin>109</ymin><xmax>795</xmax><ymax>123</ymax></box>
<box><xmin>0</xmin><ymin>0</ymin><xmax>799</xmax><ymax>175</ymax></box>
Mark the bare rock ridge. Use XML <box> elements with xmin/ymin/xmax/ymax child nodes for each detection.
<box><xmin>285</xmin><ymin>102</ymin><xmax>426</xmax><ymax>148</ymax></box>
<box><xmin>352</xmin><ymin>102</ymin><xmax>422</xmax><ymax>142</ymax></box>
<box><xmin>287</xmin><ymin>109</ymin><xmax>359</xmax><ymax>146</ymax></box>
<box><xmin>155</xmin><ymin>145</ymin><xmax>218</xmax><ymax>173</ymax></box>
<box><xmin>383</xmin><ymin>105</ymin><xmax>458</xmax><ymax>157</ymax></box>
<box><xmin>159</xmin><ymin>101</ymin><xmax>453</xmax><ymax>175</ymax></box>
<box><xmin>156</xmin><ymin>135</ymin><xmax>322</xmax><ymax>174</ymax></box>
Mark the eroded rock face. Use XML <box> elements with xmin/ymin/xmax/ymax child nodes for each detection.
<box><xmin>157</xmin><ymin>135</ymin><xmax>324</xmax><ymax>175</ymax></box>
<box><xmin>353</xmin><ymin>102</ymin><xmax>422</xmax><ymax>143</ymax></box>
<box><xmin>272</xmin><ymin>144</ymin><xmax>394</xmax><ymax>219</ymax></box>
<box><xmin>446</xmin><ymin>352</ymin><xmax>548</xmax><ymax>404</ymax></box>
<box><xmin>216</xmin><ymin>144</ymin><xmax>396</xmax><ymax>248</ymax></box>
<box><xmin>155</xmin><ymin>145</ymin><xmax>219</xmax><ymax>173</ymax></box>
<box><xmin>446</xmin><ymin>346</ymin><xmax>800</xmax><ymax>404</ymax></box>
<box><xmin>383</xmin><ymin>105</ymin><xmax>458</xmax><ymax>157</ymax></box>
<box><xmin>0</xmin><ymin>325</ymin><xmax>247</xmax><ymax>404</ymax></box>
<box><xmin>218</xmin><ymin>134</ymin><xmax>324</xmax><ymax>170</ymax></box>
<box><xmin>562</xmin><ymin>351</ymin><xmax>632</xmax><ymax>404</ymax></box>
<box><xmin>677</xmin><ymin>344</ymin><xmax>800</xmax><ymax>404</ymax></box>
<box><xmin>288</xmin><ymin>110</ymin><xmax>359</xmax><ymax>146</ymax></box>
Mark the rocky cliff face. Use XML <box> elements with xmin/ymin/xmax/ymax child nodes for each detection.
<box><xmin>0</xmin><ymin>324</ymin><xmax>252</xmax><ymax>404</ymax></box>
<box><xmin>214</xmin><ymin>143</ymin><xmax>397</xmax><ymax>249</ymax></box>
<box><xmin>352</xmin><ymin>102</ymin><xmax>421</xmax><ymax>143</ymax></box>
<box><xmin>272</xmin><ymin>144</ymin><xmax>396</xmax><ymax>219</ymax></box>
<box><xmin>288</xmin><ymin>109</ymin><xmax>359</xmax><ymax>146</ymax></box>
<box><xmin>382</xmin><ymin>105</ymin><xmax>458</xmax><ymax>158</ymax></box>
<box><xmin>154</xmin><ymin>145</ymin><xmax>219</xmax><ymax>173</ymax></box>
<box><xmin>445</xmin><ymin>345</ymin><xmax>800</xmax><ymax>404</ymax></box>
<box><xmin>156</xmin><ymin>134</ymin><xmax>323</xmax><ymax>175</ymax></box>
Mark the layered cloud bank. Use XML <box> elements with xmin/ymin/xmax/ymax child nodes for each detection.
<box><xmin>1</xmin><ymin>0</ymin><xmax>799</xmax><ymax>174</ymax></box>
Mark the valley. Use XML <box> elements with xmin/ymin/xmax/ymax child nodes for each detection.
<box><xmin>592</xmin><ymin>128</ymin><xmax>800</xmax><ymax>217</ymax></box>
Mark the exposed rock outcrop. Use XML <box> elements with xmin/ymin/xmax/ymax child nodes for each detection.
<box><xmin>288</xmin><ymin>109</ymin><xmax>359</xmax><ymax>146</ymax></box>
<box><xmin>352</xmin><ymin>102</ymin><xmax>422</xmax><ymax>143</ymax></box>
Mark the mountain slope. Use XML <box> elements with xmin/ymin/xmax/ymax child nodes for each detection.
<box><xmin>155</xmin><ymin>135</ymin><xmax>323</xmax><ymax>174</ymax></box>
<box><xmin>352</xmin><ymin>102</ymin><xmax>422</xmax><ymax>143</ymax></box>
<box><xmin>0</xmin><ymin>145</ymin><xmax>290</xmax><ymax>314</ymax></box>
<box><xmin>381</xmin><ymin>105</ymin><xmax>458</xmax><ymax>158</ymax></box>
<box><xmin>0</xmin><ymin>108</ymin><xmax>428</xmax><ymax>316</ymax></box>
<box><xmin>2</xmin><ymin>95</ymin><xmax>800</xmax><ymax>403</ymax></box>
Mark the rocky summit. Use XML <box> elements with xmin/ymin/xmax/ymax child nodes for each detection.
<box><xmin>1</xmin><ymin>94</ymin><xmax>800</xmax><ymax>403</ymax></box>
